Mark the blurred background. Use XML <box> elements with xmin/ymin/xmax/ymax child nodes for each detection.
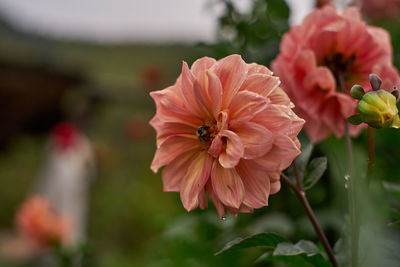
<box><xmin>0</xmin><ymin>0</ymin><xmax>399</xmax><ymax>266</ymax></box>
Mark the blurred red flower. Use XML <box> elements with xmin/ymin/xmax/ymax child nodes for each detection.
<box><xmin>150</xmin><ymin>55</ymin><xmax>304</xmax><ymax>218</ymax></box>
<box><xmin>272</xmin><ymin>5</ymin><xmax>400</xmax><ymax>143</ymax></box>
<box><xmin>15</xmin><ymin>196</ymin><xmax>71</xmax><ymax>249</ymax></box>
<box><xmin>355</xmin><ymin>0</ymin><xmax>400</xmax><ymax>20</ymax></box>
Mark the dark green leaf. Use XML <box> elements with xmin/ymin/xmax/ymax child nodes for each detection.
<box><xmin>297</xmin><ymin>141</ymin><xmax>313</xmax><ymax>175</ymax></box>
<box><xmin>256</xmin><ymin>241</ymin><xmax>331</xmax><ymax>267</ymax></box>
<box><xmin>347</xmin><ymin>114</ymin><xmax>363</xmax><ymax>125</ymax></box>
<box><xmin>303</xmin><ymin>157</ymin><xmax>327</xmax><ymax>191</ymax></box>
<box><xmin>215</xmin><ymin>233</ymin><xmax>288</xmax><ymax>255</ymax></box>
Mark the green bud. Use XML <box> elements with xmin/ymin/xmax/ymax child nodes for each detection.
<box><xmin>350</xmin><ymin>85</ymin><xmax>365</xmax><ymax>100</ymax></box>
<box><xmin>358</xmin><ymin>89</ymin><xmax>400</xmax><ymax>128</ymax></box>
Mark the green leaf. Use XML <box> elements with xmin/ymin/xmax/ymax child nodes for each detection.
<box><xmin>303</xmin><ymin>157</ymin><xmax>327</xmax><ymax>191</ymax></box>
<box><xmin>383</xmin><ymin>181</ymin><xmax>400</xmax><ymax>203</ymax></box>
<box><xmin>347</xmin><ymin>114</ymin><xmax>363</xmax><ymax>125</ymax></box>
<box><xmin>256</xmin><ymin>241</ymin><xmax>331</xmax><ymax>267</ymax></box>
<box><xmin>215</xmin><ymin>233</ymin><xmax>288</xmax><ymax>255</ymax></box>
<box><xmin>297</xmin><ymin>141</ymin><xmax>313</xmax><ymax>175</ymax></box>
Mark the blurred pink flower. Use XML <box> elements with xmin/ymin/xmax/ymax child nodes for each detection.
<box><xmin>354</xmin><ymin>0</ymin><xmax>400</xmax><ymax>20</ymax></box>
<box><xmin>15</xmin><ymin>196</ymin><xmax>71</xmax><ymax>249</ymax></box>
<box><xmin>150</xmin><ymin>55</ymin><xmax>304</xmax><ymax>218</ymax></box>
<box><xmin>271</xmin><ymin>6</ymin><xmax>400</xmax><ymax>143</ymax></box>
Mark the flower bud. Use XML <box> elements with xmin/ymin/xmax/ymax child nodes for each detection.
<box><xmin>357</xmin><ymin>89</ymin><xmax>400</xmax><ymax>128</ymax></box>
<box><xmin>350</xmin><ymin>84</ymin><xmax>365</xmax><ymax>100</ymax></box>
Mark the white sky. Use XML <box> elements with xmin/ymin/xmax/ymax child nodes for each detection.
<box><xmin>0</xmin><ymin>0</ymin><xmax>313</xmax><ymax>43</ymax></box>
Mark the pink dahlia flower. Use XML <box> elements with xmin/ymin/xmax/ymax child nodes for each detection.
<box><xmin>271</xmin><ymin>5</ymin><xmax>400</xmax><ymax>143</ymax></box>
<box><xmin>354</xmin><ymin>0</ymin><xmax>400</xmax><ymax>20</ymax></box>
<box><xmin>15</xmin><ymin>196</ymin><xmax>71</xmax><ymax>249</ymax></box>
<box><xmin>150</xmin><ymin>55</ymin><xmax>304</xmax><ymax>218</ymax></box>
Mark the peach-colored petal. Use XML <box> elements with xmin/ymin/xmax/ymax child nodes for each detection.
<box><xmin>209</xmin><ymin>135</ymin><xmax>222</xmax><ymax>158</ymax></box>
<box><xmin>247</xmin><ymin>63</ymin><xmax>273</xmax><ymax>76</ymax></box>
<box><xmin>191</xmin><ymin>57</ymin><xmax>216</xmax><ymax>78</ymax></box>
<box><xmin>230</xmin><ymin>122</ymin><xmax>273</xmax><ymax>159</ymax></box>
<box><xmin>239</xmin><ymin>74</ymin><xmax>280</xmax><ymax>97</ymax></box>
<box><xmin>229</xmin><ymin>91</ymin><xmax>268</xmax><ymax>123</ymax></box>
<box><xmin>151</xmin><ymin>135</ymin><xmax>199</xmax><ymax>173</ymax></box>
<box><xmin>267</xmin><ymin>87</ymin><xmax>292</xmax><ymax>106</ymax></box>
<box><xmin>254</xmin><ymin>135</ymin><xmax>301</xmax><ymax>171</ymax></box>
<box><xmin>218</xmin><ymin>130</ymin><xmax>244</xmax><ymax>168</ymax></box>
<box><xmin>180</xmin><ymin>151</ymin><xmax>213</xmax><ymax>211</ymax></box>
<box><xmin>206</xmin><ymin>181</ymin><xmax>226</xmax><ymax>219</ymax></box>
<box><xmin>236</xmin><ymin>160</ymin><xmax>271</xmax><ymax>208</ymax></box>
<box><xmin>211</xmin><ymin>54</ymin><xmax>248</xmax><ymax>108</ymax></box>
<box><xmin>180</xmin><ymin>61</ymin><xmax>206</xmax><ymax>117</ymax></box>
<box><xmin>198</xmin><ymin>190</ymin><xmax>208</xmax><ymax>210</ymax></box>
<box><xmin>162</xmin><ymin>150</ymin><xmax>198</xmax><ymax>192</ymax></box>
<box><xmin>153</xmin><ymin>121</ymin><xmax>196</xmax><ymax>146</ymax></box>
<box><xmin>150</xmin><ymin>88</ymin><xmax>202</xmax><ymax>127</ymax></box>
<box><xmin>270</xmin><ymin>181</ymin><xmax>281</xmax><ymax>194</ymax></box>
<box><xmin>251</xmin><ymin>105</ymin><xmax>291</xmax><ymax>135</ymax></box>
<box><xmin>194</xmin><ymin>70</ymin><xmax>223</xmax><ymax>118</ymax></box>
<box><xmin>211</xmin><ymin>160</ymin><xmax>245</xmax><ymax>209</ymax></box>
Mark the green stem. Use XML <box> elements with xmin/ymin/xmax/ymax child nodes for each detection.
<box><xmin>281</xmin><ymin>170</ymin><xmax>338</xmax><ymax>267</ymax></box>
<box><xmin>338</xmin><ymin>72</ymin><xmax>358</xmax><ymax>267</ymax></box>
<box><xmin>366</xmin><ymin>126</ymin><xmax>375</xmax><ymax>185</ymax></box>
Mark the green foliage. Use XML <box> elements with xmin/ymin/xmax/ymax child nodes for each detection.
<box><xmin>255</xmin><ymin>240</ymin><xmax>330</xmax><ymax>267</ymax></box>
<box><xmin>303</xmin><ymin>157</ymin><xmax>328</xmax><ymax>191</ymax></box>
<box><xmin>213</xmin><ymin>0</ymin><xmax>289</xmax><ymax>63</ymax></box>
<box><xmin>347</xmin><ymin>114</ymin><xmax>363</xmax><ymax>125</ymax></box>
<box><xmin>215</xmin><ymin>233</ymin><xmax>288</xmax><ymax>255</ymax></box>
<box><xmin>217</xmin><ymin>233</ymin><xmax>331</xmax><ymax>266</ymax></box>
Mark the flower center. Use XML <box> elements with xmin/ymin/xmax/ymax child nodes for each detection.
<box><xmin>322</xmin><ymin>53</ymin><xmax>356</xmax><ymax>91</ymax></box>
<box><xmin>196</xmin><ymin>124</ymin><xmax>217</xmax><ymax>142</ymax></box>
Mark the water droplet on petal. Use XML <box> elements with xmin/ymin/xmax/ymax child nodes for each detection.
<box><xmin>221</xmin><ymin>215</ymin><xmax>226</xmax><ymax>221</ymax></box>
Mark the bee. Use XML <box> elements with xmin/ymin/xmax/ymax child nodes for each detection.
<box><xmin>196</xmin><ymin>125</ymin><xmax>211</xmax><ymax>142</ymax></box>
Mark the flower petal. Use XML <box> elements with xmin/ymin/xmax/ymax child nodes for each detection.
<box><xmin>267</xmin><ymin>87</ymin><xmax>292</xmax><ymax>106</ymax></box>
<box><xmin>211</xmin><ymin>54</ymin><xmax>248</xmax><ymax>109</ymax></box>
<box><xmin>179</xmin><ymin>61</ymin><xmax>204</xmax><ymax>118</ymax></box>
<box><xmin>218</xmin><ymin>130</ymin><xmax>244</xmax><ymax>168</ymax></box>
<box><xmin>209</xmin><ymin>135</ymin><xmax>222</xmax><ymax>158</ymax></box>
<box><xmin>180</xmin><ymin>151</ymin><xmax>213</xmax><ymax>211</ymax></box>
<box><xmin>151</xmin><ymin>134</ymin><xmax>199</xmax><ymax>173</ymax></box>
<box><xmin>239</xmin><ymin>74</ymin><xmax>280</xmax><ymax>97</ymax></box>
<box><xmin>229</xmin><ymin>91</ymin><xmax>268</xmax><ymax>123</ymax></box>
<box><xmin>152</xmin><ymin>121</ymin><xmax>196</xmax><ymax>146</ymax></box>
<box><xmin>253</xmin><ymin>135</ymin><xmax>301</xmax><ymax>171</ymax></box>
<box><xmin>250</xmin><ymin>104</ymin><xmax>291</xmax><ymax>135</ymax></box>
<box><xmin>162</xmin><ymin>150</ymin><xmax>198</xmax><ymax>191</ymax></box>
<box><xmin>150</xmin><ymin>88</ymin><xmax>202</xmax><ymax>127</ymax></box>
<box><xmin>191</xmin><ymin>57</ymin><xmax>217</xmax><ymax>78</ymax></box>
<box><xmin>194</xmin><ymin>70</ymin><xmax>223</xmax><ymax>118</ymax></box>
<box><xmin>230</xmin><ymin>122</ymin><xmax>273</xmax><ymax>159</ymax></box>
<box><xmin>236</xmin><ymin>160</ymin><xmax>271</xmax><ymax>208</ymax></box>
<box><xmin>247</xmin><ymin>63</ymin><xmax>273</xmax><ymax>76</ymax></box>
<box><xmin>211</xmin><ymin>161</ymin><xmax>245</xmax><ymax>209</ymax></box>
<box><xmin>206</xmin><ymin>181</ymin><xmax>226</xmax><ymax>218</ymax></box>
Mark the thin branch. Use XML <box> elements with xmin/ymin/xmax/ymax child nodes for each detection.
<box><xmin>281</xmin><ymin>173</ymin><xmax>338</xmax><ymax>267</ymax></box>
<box><xmin>292</xmin><ymin>160</ymin><xmax>303</xmax><ymax>191</ymax></box>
